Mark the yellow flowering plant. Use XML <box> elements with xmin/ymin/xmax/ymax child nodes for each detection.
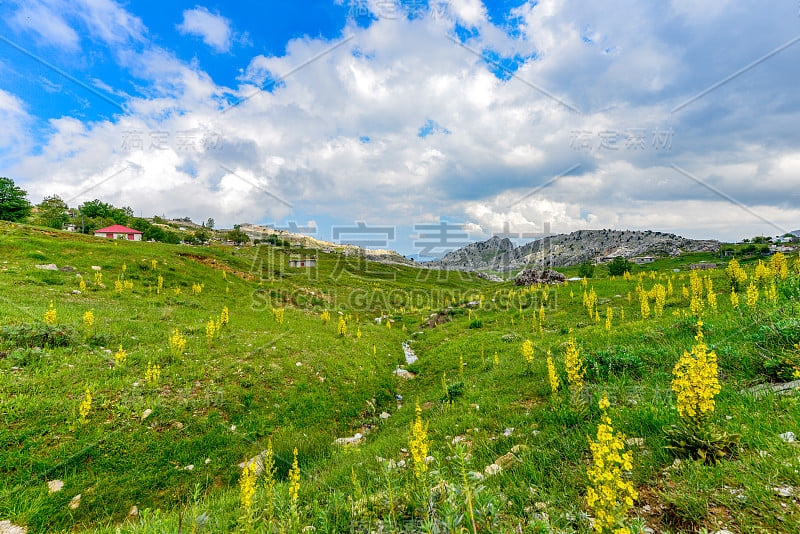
<box><xmin>746</xmin><ymin>283</ymin><xmax>758</xmax><ymax>308</ymax></box>
<box><xmin>564</xmin><ymin>336</ymin><xmax>586</xmax><ymax>406</ymax></box>
<box><xmin>113</xmin><ymin>345</ymin><xmax>126</xmax><ymax>365</ymax></box>
<box><xmin>273</xmin><ymin>307</ymin><xmax>284</xmax><ymax>325</ymax></box>
<box><xmin>409</xmin><ymin>401</ymin><xmax>429</xmax><ymax>479</ymax></box>
<box><xmin>206</xmin><ymin>318</ymin><xmax>216</xmax><ymax>346</ymax></box>
<box><xmin>168</xmin><ymin>329</ymin><xmax>186</xmax><ymax>362</ymax></box>
<box><xmin>44</xmin><ymin>300</ymin><xmax>57</xmax><ymax>325</ymax></box>
<box><xmin>522</xmin><ymin>339</ymin><xmax>534</xmax><ymax>371</ymax></box>
<box><xmin>667</xmin><ymin>320</ymin><xmax>738</xmax><ymax>463</ymax></box>
<box><xmin>725</xmin><ymin>258</ymin><xmax>747</xmax><ymax>291</ymax></box>
<box><xmin>238</xmin><ymin>461</ymin><xmax>257</xmax><ymax>528</ymax></box>
<box><xmin>83</xmin><ymin>309</ymin><xmax>94</xmax><ymax>331</ymax></box>
<box><xmin>78</xmin><ymin>388</ymin><xmax>92</xmax><ymax>424</ymax></box>
<box><xmin>770</xmin><ymin>252</ymin><xmax>788</xmax><ymax>280</ymax></box>
<box><xmin>639</xmin><ymin>292</ymin><xmax>650</xmax><ymax>320</ymax></box>
<box><xmin>288</xmin><ymin>447</ymin><xmax>301</xmax><ymax>529</ymax></box>
<box><xmin>547</xmin><ymin>351</ymin><xmax>560</xmax><ymax>395</ymax></box>
<box><xmin>145</xmin><ymin>361</ymin><xmax>161</xmax><ymax>385</ymax></box>
<box><xmin>586</xmin><ymin>394</ymin><xmax>637</xmax><ymax>534</ymax></box>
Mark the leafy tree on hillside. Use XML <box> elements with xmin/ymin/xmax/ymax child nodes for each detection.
<box><xmin>578</xmin><ymin>261</ymin><xmax>595</xmax><ymax>279</ymax></box>
<box><xmin>191</xmin><ymin>228</ymin><xmax>210</xmax><ymax>245</ymax></box>
<box><xmin>129</xmin><ymin>218</ymin><xmax>152</xmax><ymax>233</ymax></box>
<box><xmin>608</xmin><ymin>256</ymin><xmax>633</xmax><ymax>276</ymax></box>
<box><xmin>0</xmin><ymin>177</ymin><xmax>32</xmax><ymax>222</ymax></box>
<box><xmin>225</xmin><ymin>225</ymin><xmax>250</xmax><ymax>245</ymax></box>
<box><xmin>36</xmin><ymin>195</ymin><xmax>70</xmax><ymax>229</ymax></box>
<box><xmin>206</xmin><ymin>218</ymin><xmax>215</xmax><ymax>229</ymax></box>
<box><xmin>80</xmin><ymin>199</ymin><xmax>114</xmax><ymax>219</ymax></box>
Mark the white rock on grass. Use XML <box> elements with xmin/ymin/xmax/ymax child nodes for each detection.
<box><xmin>484</xmin><ymin>463</ymin><xmax>502</xmax><ymax>477</ymax></box>
<box><xmin>380</xmin><ymin>412</ymin><xmax>391</xmax><ymax>420</ymax></box>
<box><xmin>779</xmin><ymin>431</ymin><xmax>796</xmax><ymax>443</ymax></box>
<box><xmin>69</xmin><ymin>494</ymin><xmax>81</xmax><ymax>510</ymax></box>
<box><xmin>402</xmin><ymin>343</ymin><xmax>418</xmax><ymax>365</ymax></box>
<box><xmin>333</xmin><ymin>433</ymin><xmax>364</xmax><ymax>446</ymax></box>
<box><xmin>141</xmin><ymin>409</ymin><xmax>152</xmax><ymax>421</ymax></box>
<box><xmin>35</xmin><ymin>264</ymin><xmax>58</xmax><ymax>271</ymax></box>
<box><xmin>773</xmin><ymin>485</ymin><xmax>795</xmax><ymax>497</ymax></box>
<box><xmin>393</xmin><ymin>369</ymin><xmax>415</xmax><ymax>380</ymax></box>
<box><xmin>0</xmin><ymin>520</ymin><xmax>27</xmax><ymax>534</ymax></box>
<box><xmin>47</xmin><ymin>480</ymin><xmax>64</xmax><ymax>493</ymax></box>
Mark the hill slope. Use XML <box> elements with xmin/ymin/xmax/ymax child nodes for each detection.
<box><xmin>424</xmin><ymin>229</ymin><xmax>720</xmax><ymax>271</ymax></box>
<box><xmin>1</xmin><ymin>221</ymin><xmax>799</xmax><ymax>534</ymax></box>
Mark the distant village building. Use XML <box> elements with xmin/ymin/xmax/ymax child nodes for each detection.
<box><xmin>690</xmin><ymin>262</ymin><xmax>716</xmax><ymax>270</ymax></box>
<box><xmin>633</xmin><ymin>256</ymin><xmax>655</xmax><ymax>265</ymax></box>
<box><xmin>63</xmin><ymin>223</ymin><xmax>79</xmax><ymax>233</ymax></box>
<box><xmin>93</xmin><ymin>225</ymin><xmax>143</xmax><ymax>241</ymax></box>
<box><xmin>289</xmin><ymin>257</ymin><xmax>316</xmax><ymax>268</ymax></box>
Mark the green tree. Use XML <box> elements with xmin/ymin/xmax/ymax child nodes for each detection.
<box><xmin>0</xmin><ymin>177</ymin><xmax>32</xmax><ymax>222</ymax></box>
<box><xmin>80</xmin><ymin>199</ymin><xmax>113</xmax><ymax>219</ymax></box>
<box><xmin>36</xmin><ymin>195</ymin><xmax>70</xmax><ymax>229</ymax></box>
<box><xmin>206</xmin><ymin>218</ymin><xmax>215</xmax><ymax>229</ymax></box>
<box><xmin>608</xmin><ymin>256</ymin><xmax>633</xmax><ymax>276</ymax></box>
<box><xmin>225</xmin><ymin>225</ymin><xmax>250</xmax><ymax>245</ymax></box>
<box><xmin>193</xmin><ymin>228</ymin><xmax>210</xmax><ymax>244</ymax></box>
<box><xmin>578</xmin><ymin>261</ymin><xmax>595</xmax><ymax>279</ymax></box>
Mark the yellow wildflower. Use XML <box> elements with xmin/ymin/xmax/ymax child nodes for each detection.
<box><xmin>239</xmin><ymin>462</ymin><xmax>257</xmax><ymax>516</ymax></box>
<box><xmin>564</xmin><ymin>337</ymin><xmax>585</xmax><ymax>397</ymax></box>
<box><xmin>522</xmin><ymin>339</ymin><xmax>535</xmax><ymax>365</ymax></box>
<box><xmin>114</xmin><ymin>345</ymin><xmax>126</xmax><ymax>364</ymax></box>
<box><xmin>547</xmin><ymin>351</ymin><xmax>560</xmax><ymax>394</ymax></box>
<box><xmin>586</xmin><ymin>394</ymin><xmax>637</xmax><ymax>534</ymax></box>
<box><xmin>746</xmin><ymin>283</ymin><xmax>758</xmax><ymax>308</ymax></box>
<box><xmin>44</xmin><ymin>300</ymin><xmax>56</xmax><ymax>325</ymax></box>
<box><xmin>83</xmin><ymin>309</ymin><xmax>94</xmax><ymax>330</ymax></box>
<box><xmin>671</xmin><ymin>321</ymin><xmax>720</xmax><ymax>421</ymax></box>
<box><xmin>409</xmin><ymin>401</ymin><xmax>429</xmax><ymax>479</ymax></box>
<box><xmin>145</xmin><ymin>361</ymin><xmax>161</xmax><ymax>385</ymax></box>
<box><xmin>78</xmin><ymin>388</ymin><xmax>92</xmax><ymax>424</ymax></box>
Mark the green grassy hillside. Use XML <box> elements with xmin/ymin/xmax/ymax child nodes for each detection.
<box><xmin>1</xmin><ymin>221</ymin><xmax>799</xmax><ymax>534</ymax></box>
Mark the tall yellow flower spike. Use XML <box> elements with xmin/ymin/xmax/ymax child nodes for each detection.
<box><xmin>409</xmin><ymin>401</ymin><xmax>429</xmax><ymax>479</ymax></box>
<box><xmin>586</xmin><ymin>394</ymin><xmax>637</xmax><ymax>534</ymax></box>
<box><xmin>671</xmin><ymin>320</ymin><xmax>720</xmax><ymax>421</ymax></box>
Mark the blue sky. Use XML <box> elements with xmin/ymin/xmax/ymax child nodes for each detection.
<box><xmin>1</xmin><ymin>1</ymin><xmax>799</xmax><ymax>257</ymax></box>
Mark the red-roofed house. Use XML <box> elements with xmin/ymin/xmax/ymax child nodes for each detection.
<box><xmin>93</xmin><ymin>225</ymin><xmax>143</xmax><ymax>241</ymax></box>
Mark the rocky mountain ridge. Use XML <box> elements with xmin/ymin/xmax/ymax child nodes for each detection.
<box><xmin>424</xmin><ymin>229</ymin><xmax>720</xmax><ymax>271</ymax></box>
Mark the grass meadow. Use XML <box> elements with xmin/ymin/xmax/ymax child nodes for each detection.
<box><xmin>1</xmin><ymin>220</ymin><xmax>799</xmax><ymax>533</ymax></box>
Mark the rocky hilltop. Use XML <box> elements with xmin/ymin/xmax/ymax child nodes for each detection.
<box><xmin>239</xmin><ymin>223</ymin><xmax>419</xmax><ymax>267</ymax></box>
<box><xmin>424</xmin><ymin>229</ymin><xmax>720</xmax><ymax>271</ymax></box>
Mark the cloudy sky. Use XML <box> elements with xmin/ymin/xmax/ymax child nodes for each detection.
<box><xmin>1</xmin><ymin>0</ymin><xmax>799</xmax><ymax>257</ymax></box>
